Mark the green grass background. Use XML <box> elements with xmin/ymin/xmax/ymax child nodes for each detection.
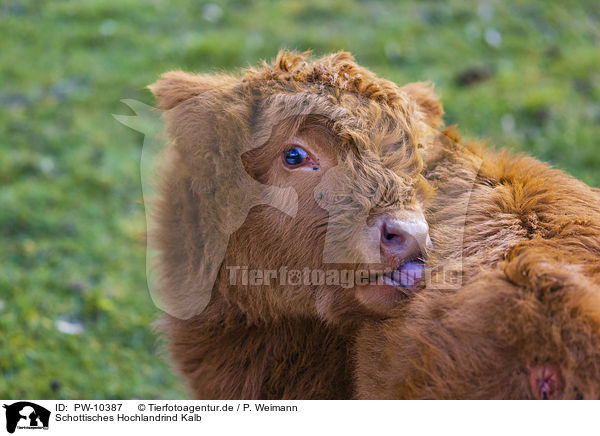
<box><xmin>1</xmin><ymin>0</ymin><xmax>598</xmax><ymax>399</ymax></box>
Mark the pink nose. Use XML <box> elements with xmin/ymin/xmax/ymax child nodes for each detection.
<box><xmin>379</xmin><ymin>214</ymin><xmax>431</xmax><ymax>261</ymax></box>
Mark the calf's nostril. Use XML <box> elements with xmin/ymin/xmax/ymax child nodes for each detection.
<box><xmin>382</xmin><ymin>224</ymin><xmax>405</xmax><ymax>244</ymax></box>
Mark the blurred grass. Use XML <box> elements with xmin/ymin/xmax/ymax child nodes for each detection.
<box><xmin>1</xmin><ymin>0</ymin><xmax>598</xmax><ymax>399</ymax></box>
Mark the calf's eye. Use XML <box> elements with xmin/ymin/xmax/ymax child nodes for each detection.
<box><xmin>284</xmin><ymin>146</ymin><xmax>308</xmax><ymax>166</ymax></box>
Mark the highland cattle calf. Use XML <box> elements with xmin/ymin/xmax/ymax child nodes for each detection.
<box><xmin>149</xmin><ymin>51</ymin><xmax>441</xmax><ymax>399</ymax></box>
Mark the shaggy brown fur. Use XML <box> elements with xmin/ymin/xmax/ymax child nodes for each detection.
<box><xmin>355</xmin><ymin>127</ymin><xmax>600</xmax><ymax>399</ymax></box>
<box><xmin>149</xmin><ymin>51</ymin><xmax>442</xmax><ymax>399</ymax></box>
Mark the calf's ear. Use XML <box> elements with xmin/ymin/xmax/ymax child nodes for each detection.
<box><xmin>148</xmin><ymin>71</ymin><xmax>232</xmax><ymax>110</ymax></box>
<box><xmin>146</xmin><ymin>69</ymin><xmax>299</xmax><ymax>320</ymax></box>
<box><xmin>401</xmin><ymin>81</ymin><xmax>444</xmax><ymax>129</ymax></box>
<box><xmin>146</xmin><ymin>71</ymin><xmax>251</xmax><ymax>319</ymax></box>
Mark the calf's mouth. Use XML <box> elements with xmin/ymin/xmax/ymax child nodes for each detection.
<box><xmin>374</xmin><ymin>257</ymin><xmax>426</xmax><ymax>290</ymax></box>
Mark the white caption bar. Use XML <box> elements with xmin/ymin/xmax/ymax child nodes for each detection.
<box><xmin>0</xmin><ymin>400</ymin><xmax>595</xmax><ymax>436</ymax></box>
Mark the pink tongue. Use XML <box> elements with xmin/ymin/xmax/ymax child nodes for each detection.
<box><xmin>392</xmin><ymin>261</ymin><xmax>425</xmax><ymax>288</ymax></box>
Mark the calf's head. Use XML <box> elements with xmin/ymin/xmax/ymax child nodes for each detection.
<box><xmin>149</xmin><ymin>51</ymin><xmax>441</xmax><ymax>323</ymax></box>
